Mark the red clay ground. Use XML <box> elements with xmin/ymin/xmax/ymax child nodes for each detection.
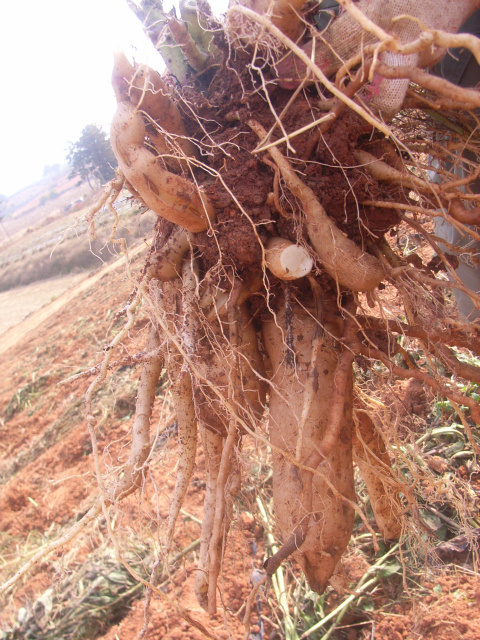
<box><xmin>0</xmin><ymin>250</ymin><xmax>479</xmax><ymax>639</ymax></box>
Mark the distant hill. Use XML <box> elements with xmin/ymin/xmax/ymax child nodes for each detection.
<box><xmin>0</xmin><ymin>168</ymin><xmax>156</xmax><ymax>293</ymax></box>
<box><xmin>0</xmin><ymin>165</ymin><xmax>88</xmax><ymax>230</ymax></box>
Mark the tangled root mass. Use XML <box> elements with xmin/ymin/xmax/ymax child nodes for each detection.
<box><xmin>36</xmin><ymin>0</ymin><xmax>480</xmax><ymax>631</ymax></box>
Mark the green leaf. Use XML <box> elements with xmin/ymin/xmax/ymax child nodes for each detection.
<box><xmin>378</xmin><ymin>561</ymin><xmax>401</xmax><ymax>578</ymax></box>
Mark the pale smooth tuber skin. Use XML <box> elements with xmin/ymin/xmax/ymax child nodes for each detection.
<box><xmin>265</xmin><ymin>237</ymin><xmax>314</xmax><ymax>280</ymax></box>
<box><xmin>262</xmin><ymin>300</ymin><xmax>355</xmax><ymax>593</ymax></box>
<box><xmin>353</xmin><ymin>410</ymin><xmax>402</xmax><ymax>540</ymax></box>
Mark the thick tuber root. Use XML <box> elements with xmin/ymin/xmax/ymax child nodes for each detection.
<box><xmin>194</xmin><ymin>427</ymin><xmax>224</xmax><ymax>610</ymax></box>
<box><xmin>353</xmin><ymin>409</ymin><xmax>402</xmax><ymax>540</ymax></box>
<box><xmin>165</xmin><ymin>361</ymin><xmax>198</xmax><ymax>551</ymax></box>
<box><xmin>262</xmin><ymin>298</ymin><xmax>355</xmax><ymax>594</ymax></box>
<box><xmin>160</xmin><ymin>272</ymin><xmax>266</xmax><ymax>612</ymax></box>
<box><xmin>249</xmin><ymin>120</ymin><xmax>384</xmax><ymax>291</ymax></box>
<box><xmin>192</xmin><ymin>303</ymin><xmax>265</xmax><ymax>612</ymax></box>
<box><xmin>112</xmin><ymin>51</ymin><xmax>196</xmax><ymax>163</ymax></box>
<box><xmin>193</xmin><ymin>302</ymin><xmax>267</xmax><ymax>438</ymax></box>
<box><xmin>147</xmin><ymin>227</ymin><xmax>191</xmax><ymax>282</ymax></box>
<box><xmin>265</xmin><ymin>236</ymin><xmax>313</xmax><ymax>280</ymax></box>
<box><xmin>111</xmin><ymin>101</ymin><xmax>214</xmax><ymax>232</ymax></box>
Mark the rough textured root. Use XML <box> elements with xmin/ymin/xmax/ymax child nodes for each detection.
<box><xmin>159</xmin><ymin>262</ymin><xmax>199</xmax><ymax>550</ymax></box>
<box><xmin>159</xmin><ymin>274</ymin><xmax>262</xmax><ymax>611</ymax></box>
<box><xmin>110</xmin><ymin>100</ymin><xmax>214</xmax><ymax>232</ymax></box>
<box><xmin>357</xmin><ymin>149</ymin><xmax>480</xmax><ymax>227</ymax></box>
<box><xmin>193</xmin><ymin>303</ymin><xmax>267</xmax><ymax>438</ymax></box>
<box><xmin>262</xmin><ymin>296</ymin><xmax>355</xmax><ymax>594</ymax></box>
<box><xmin>146</xmin><ymin>227</ymin><xmax>191</xmax><ymax>282</ymax></box>
<box><xmin>353</xmin><ymin>409</ymin><xmax>403</xmax><ymax>540</ymax></box>
<box><xmin>194</xmin><ymin>427</ymin><xmax>224</xmax><ymax>610</ymax></box>
<box><xmin>73</xmin><ymin>1</ymin><xmax>480</xmax><ymax>621</ymax></box>
<box><xmin>110</xmin><ymin>324</ymin><xmax>164</xmax><ymax>501</ymax></box>
<box><xmin>248</xmin><ymin>119</ymin><xmax>384</xmax><ymax>291</ymax></box>
<box><xmin>206</xmin><ymin>427</ymin><xmax>241</xmax><ymax>614</ymax></box>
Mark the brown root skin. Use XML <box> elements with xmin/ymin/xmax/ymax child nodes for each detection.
<box><xmin>353</xmin><ymin>410</ymin><xmax>402</xmax><ymax>540</ymax></box>
<box><xmin>248</xmin><ymin>119</ymin><xmax>384</xmax><ymax>292</ymax></box>
<box><xmin>147</xmin><ymin>227</ymin><xmax>190</xmax><ymax>282</ymax></box>
<box><xmin>192</xmin><ymin>303</ymin><xmax>267</xmax><ymax>438</ymax></box>
<box><xmin>194</xmin><ymin>427</ymin><xmax>223</xmax><ymax>610</ymax></box>
<box><xmin>262</xmin><ymin>300</ymin><xmax>355</xmax><ymax>594</ymax></box>
<box><xmin>202</xmin><ymin>273</ymin><xmax>264</xmax><ymax>320</ymax></box>
<box><xmin>355</xmin><ymin>150</ymin><xmax>480</xmax><ymax>226</ymax></box>
<box><xmin>111</xmin><ymin>101</ymin><xmax>215</xmax><ymax>232</ymax></box>
<box><xmin>166</xmin><ymin>362</ymin><xmax>197</xmax><ymax>551</ymax></box>
<box><xmin>161</xmin><ymin>274</ymin><xmax>265</xmax><ymax>611</ymax></box>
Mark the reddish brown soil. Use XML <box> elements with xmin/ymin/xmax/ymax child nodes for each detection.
<box><xmin>0</xmin><ymin>254</ymin><xmax>268</xmax><ymax>639</ymax></box>
<box><xmin>1</xmin><ymin>250</ymin><xmax>479</xmax><ymax>639</ymax></box>
<box><xmin>374</xmin><ymin>574</ymin><xmax>480</xmax><ymax>640</ymax></box>
<box><xmin>176</xmin><ymin>50</ymin><xmax>403</xmax><ymax>297</ymax></box>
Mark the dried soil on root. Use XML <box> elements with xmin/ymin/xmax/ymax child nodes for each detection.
<box><xmin>179</xmin><ymin>54</ymin><xmax>402</xmax><ymax>284</ymax></box>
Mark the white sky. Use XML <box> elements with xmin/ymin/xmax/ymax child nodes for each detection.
<box><xmin>0</xmin><ymin>0</ymin><xmax>226</xmax><ymax>197</ymax></box>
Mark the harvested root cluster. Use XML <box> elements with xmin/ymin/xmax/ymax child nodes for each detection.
<box><xmin>93</xmin><ymin>0</ymin><xmax>480</xmax><ymax>619</ymax></box>
<box><xmin>6</xmin><ymin>0</ymin><xmax>479</xmax><ymax>632</ymax></box>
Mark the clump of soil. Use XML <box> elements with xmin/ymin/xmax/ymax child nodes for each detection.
<box><xmin>177</xmin><ymin>50</ymin><xmax>401</xmax><ymax>287</ymax></box>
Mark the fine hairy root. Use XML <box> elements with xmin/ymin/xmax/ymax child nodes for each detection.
<box><xmin>110</xmin><ymin>323</ymin><xmax>164</xmax><ymax>502</ymax></box>
<box><xmin>352</xmin><ymin>410</ymin><xmax>403</xmax><ymax>540</ymax></box>
<box><xmin>92</xmin><ymin>0</ymin><xmax>480</xmax><ymax>619</ymax></box>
